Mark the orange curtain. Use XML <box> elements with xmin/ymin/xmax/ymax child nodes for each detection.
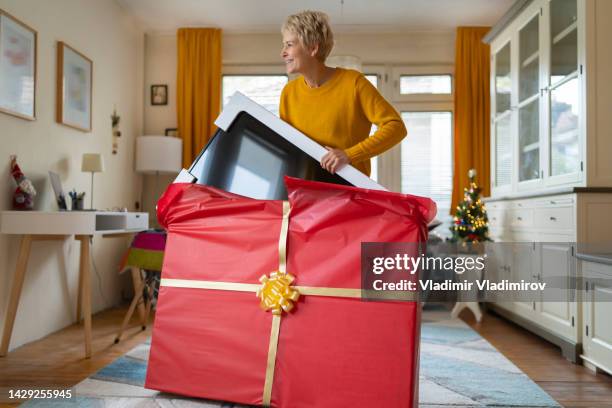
<box><xmin>451</xmin><ymin>27</ymin><xmax>491</xmax><ymax>214</ymax></box>
<box><xmin>177</xmin><ymin>28</ymin><xmax>222</xmax><ymax>168</ymax></box>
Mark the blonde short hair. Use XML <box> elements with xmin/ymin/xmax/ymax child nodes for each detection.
<box><xmin>282</xmin><ymin>10</ymin><xmax>334</xmax><ymax>62</ymax></box>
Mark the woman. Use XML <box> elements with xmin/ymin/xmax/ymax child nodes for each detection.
<box><xmin>279</xmin><ymin>10</ymin><xmax>406</xmax><ymax>176</ymax></box>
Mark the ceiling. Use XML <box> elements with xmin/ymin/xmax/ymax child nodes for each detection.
<box><xmin>117</xmin><ymin>0</ymin><xmax>516</xmax><ymax>34</ymax></box>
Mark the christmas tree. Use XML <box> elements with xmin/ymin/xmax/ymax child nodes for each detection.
<box><xmin>449</xmin><ymin>169</ymin><xmax>491</xmax><ymax>243</ymax></box>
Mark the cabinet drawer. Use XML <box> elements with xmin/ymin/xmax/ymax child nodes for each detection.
<box><xmin>488</xmin><ymin>210</ymin><xmax>504</xmax><ymax>226</ymax></box>
<box><xmin>509</xmin><ymin>208</ymin><xmax>533</xmax><ymax>228</ymax></box>
<box><xmin>533</xmin><ymin>197</ymin><xmax>575</xmax><ymax>207</ymax></box>
<box><xmin>126</xmin><ymin>212</ymin><xmax>148</xmax><ymax>230</ymax></box>
<box><xmin>534</xmin><ymin>207</ymin><xmax>573</xmax><ymax>231</ymax></box>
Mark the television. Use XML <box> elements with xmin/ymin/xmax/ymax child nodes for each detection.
<box><xmin>188</xmin><ymin>112</ymin><xmax>351</xmax><ymax>200</ymax></box>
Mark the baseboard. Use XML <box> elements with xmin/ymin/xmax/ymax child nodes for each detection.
<box><xmin>489</xmin><ymin>304</ymin><xmax>582</xmax><ymax>363</ymax></box>
<box><xmin>580</xmin><ymin>354</ymin><xmax>612</xmax><ymax>376</ymax></box>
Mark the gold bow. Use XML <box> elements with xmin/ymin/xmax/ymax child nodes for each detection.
<box><xmin>257</xmin><ymin>271</ymin><xmax>300</xmax><ymax>315</ymax></box>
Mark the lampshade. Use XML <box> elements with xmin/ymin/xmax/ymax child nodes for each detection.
<box><xmin>81</xmin><ymin>153</ymin><xmax>105</xmax><ymax>173</ymax></box>
<box><xmin>136</xmin><ymin>136</ymin><xmax>182</xmax><ymax>175</ymax></box>
<box><xmin>327</xmin><ymin>55</ymin><xmax>363</xmax><ymax>72</ymax></box>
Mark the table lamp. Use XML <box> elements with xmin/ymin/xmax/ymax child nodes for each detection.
<box><xmin>81</xmin><ymin>153</ymin><xmax>105</xmax><ymax>210</ymax></box>
<box><xmin>136</xmin><ymin>136</ymin><xmax>182</xmax><ymax>199</ymax></box>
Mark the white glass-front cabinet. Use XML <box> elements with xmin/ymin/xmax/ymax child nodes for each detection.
<box><xmin>486</xmin><ymin>0</ymin><xmax>612</xmax><ymax>364</ymax></box>
<box><xmin>490</xmin><ymin>0</ymin><xmax>583</xmax><ymax>196</ymax></box>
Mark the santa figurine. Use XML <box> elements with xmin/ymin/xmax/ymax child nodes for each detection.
<box><xmin>10</xmin><ymin>155</ymin><xmax>36</xmax><ymax>210</ymax></box>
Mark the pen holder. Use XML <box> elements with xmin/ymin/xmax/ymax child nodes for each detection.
<box><xmin>71</xmin><ymin>196</ymin><xmax>84</xmax><ymax>211</ymax></box>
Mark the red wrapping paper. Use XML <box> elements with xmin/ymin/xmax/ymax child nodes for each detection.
<box><xmin>146</xmin><ymin>177</ymin><xmax>436</xmax><ymax>407</ymax></box>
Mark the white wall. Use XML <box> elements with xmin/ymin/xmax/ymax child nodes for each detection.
<box><xmin>0</xmin><ymin>0</ymin><xmax>144</xmax><ymax>351</ymax></box>
<box><xmin>142</xmin><ymin>34</ymin><xmax>176</xmax><ymax>223</ymax></box>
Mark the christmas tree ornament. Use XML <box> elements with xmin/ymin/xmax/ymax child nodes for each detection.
<box><xmin>9</xmin><ymin>155</ymin><xmax>37</xmax><ymax>210</ymax></box>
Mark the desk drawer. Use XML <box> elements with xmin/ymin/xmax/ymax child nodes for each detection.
<box><xmin>534</xmin><ymin>206</ymin><xmax>573</xmax><ymax>231</ymax></box>
<box><xmin>126</xmin><ymin>213</ymin><xmax>148</xmax><ymax>230</ymax></box>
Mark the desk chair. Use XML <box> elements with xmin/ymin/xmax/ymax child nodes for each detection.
<box><xmin>114</xmin><ymin>230</ymin><xmax>165</xmax><ymax>343</ymax></box>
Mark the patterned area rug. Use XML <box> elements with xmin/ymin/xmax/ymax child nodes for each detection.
<box><xmin>24</xmin><ymin>310</ymin><xmax>561</xmax><ymax>407</ymax></box>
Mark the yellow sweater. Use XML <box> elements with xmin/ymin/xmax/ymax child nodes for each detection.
<box><xmin>279</xmin><ymin>68</ymin><xmax>406</xmax><ymax>176</ymax></box>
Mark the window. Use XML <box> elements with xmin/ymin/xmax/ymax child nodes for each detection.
<box><xmin>400</xmin><ymin>75</ymin><xmax>452</xmax><ymax>94</ymax></box>
<box><xmin>222</xmin><ymin>75</ymin><xmax>288</xmax><ymax>116</ymax></box>
<box><xmin>219</xmin><ymin>67</ymin><xmax>455</xmax><ymax>210</ymax></box>
<box><xmin>400</xmin><ymin>111</ymin><xmax>453</xmax><ymax>215</ymax></box>
<box><xmin>383</xmin><ymin>66</ymin><xmax>454</xmax><ymax>233</ymax></box>
<box><xmin>365</xmin><ymin>74</ymin><xmax>378</xmax><ymax>89</ymax></box>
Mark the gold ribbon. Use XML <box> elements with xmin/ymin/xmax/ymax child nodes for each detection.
<box><xmin>159</xmin><ymin>278</ymin><xmax>363</xmax><ymax>299</ymax></box>
<box><xmin>257</xmin><ymin>271</ymin><xmax>300</xmax><ymax>315</ymax></box>
<box><xmin>160</xmin><ymin>201</ymin><xmax>363</xmax><ymax>407</ymax></box>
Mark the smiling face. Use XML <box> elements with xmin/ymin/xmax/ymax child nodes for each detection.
<box><xmin>281</xmin><ymin>31</ymin><xmax>318</xmax><ymax>75</ymax></box>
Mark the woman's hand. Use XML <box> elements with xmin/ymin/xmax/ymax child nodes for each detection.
<box><xmin>321</xmin><ymin>147</ymin><xmax>350</xmax><ymax>174</ymax></box>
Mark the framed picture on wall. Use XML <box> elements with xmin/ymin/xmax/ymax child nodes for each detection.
<box><xmin>151</xmin><ymin>84</ymin><xmax>168</xmax><ymax>105</ymax></box>
<box><xmin>165</xmin><ymin>128</ymin><xmax>178</xmax><ymax>137</ymax></box>
<box><xmin>0</xmin><ymin>9</ymin><xmax>37</xmax><ymax>120</ymax></box>
<box><xmin>56</xmin><ymin>41</ymin><xmax>92</xmax><ymax>132</ymax></box>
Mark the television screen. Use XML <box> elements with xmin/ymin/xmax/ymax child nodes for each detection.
<box><xmin>188</xmin><ymin>112</ymin><xmax>351</xmax><ymax>200</ymax></box>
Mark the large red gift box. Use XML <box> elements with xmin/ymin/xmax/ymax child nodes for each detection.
<box><xmin>145</xmin><ymin>177</ymin><xmax>436</xmax><ymax>407</ymax></box>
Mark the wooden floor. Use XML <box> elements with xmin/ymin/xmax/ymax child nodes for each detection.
<box><xmin>0</xmin><ymin>305</ymin><xmax>153</xmax><ymax>407</ymax></box>
<box><xmin>0</xmin><ymin>305</ymin><xmax>611</xmax><ymax>407</ymax></box>
<box><xmin>461</xmin><ymin>308</ymin><xmax>612</xmax><ymax>408</ymax></box>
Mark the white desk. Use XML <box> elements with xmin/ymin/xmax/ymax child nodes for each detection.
<box><xmin>0</xmin><ymin>211</ymin><xmax>149</xmax><ymax>358</ymax></box>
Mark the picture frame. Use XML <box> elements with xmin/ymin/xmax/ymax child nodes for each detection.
<box><xmin>151</xmin><ymin>84</ymin><xmax>168</xmax><ymax>106</ymax></box>
<box><xmin>56</xmin><ymin>41</ymin><xmax>92</xmax><ymax>132</ymax></box>
<box><xmin>0</xmin><ymin>9</ymin><xmax>37</xmax><ymax>120</ymax></box>
<box><xmin>164</xmin><ymin>127</ymin><xmax>178</xmax><ymax>137</ymax></box>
